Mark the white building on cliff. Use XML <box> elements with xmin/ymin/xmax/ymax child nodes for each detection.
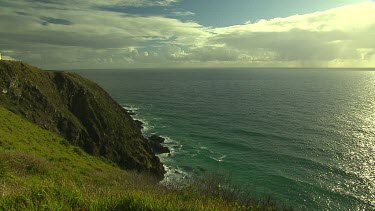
<box><xmin>0</xmin><ymin>53</ymin><xmax>16</xmax><ymax>61</ymax></box>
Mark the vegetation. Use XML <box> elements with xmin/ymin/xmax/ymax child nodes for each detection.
<box><xmin>0</xmin><ymin>61</ymin><xmax>289</xmax><ymax>210</ymax></box>
<box><xmin>0</xmin><ymin>60</ymin><xmax>164</xmax><ymax>177</ymax></box>
<box><xmin>0</xmin><ymin>105</ymin><xmax>285</xmax><ymax>210</ymax></box>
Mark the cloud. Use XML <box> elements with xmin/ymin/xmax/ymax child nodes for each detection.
<box><xmin>0</xmin><ymin>0</ymin><xmax>209</xmax><ymax>68</ymax></box>
<box><xmin>182</xmin><ymin>1</ymin><xmax>375</xmax><ymax>67</ymax></box>
<box><xmin>24</xmin><ymin>0</ymin><xmax>179</xmax><ymax>7</ymax></box>
<box><xmin>0</xmin><ymin>0</ymin><xmax>374</xmax><ymax>68</ymax></box>
<box><xmin>40</xmin><ymin>17</ymin><xmax>73</xmax><ymax>25</ymax></box>
<box><xmin>1</xmin><ymin>1</ymin><xmax>206</xmax><ymax>43</ymax></box>
<box><xmin>171</xmin><ymin>11</ymin><xmax>195</xmax><ymax>16</ymax></box>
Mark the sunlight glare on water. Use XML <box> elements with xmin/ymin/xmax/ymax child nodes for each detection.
<box><xmin>76</xmin><ymin>68</ymin><xmax>375</xmax><ymax>210</ymax></box>
<box><xmin>330</xmin><ymin>71</ymin><xmax>375</xmax><ymax>207</ymax></box>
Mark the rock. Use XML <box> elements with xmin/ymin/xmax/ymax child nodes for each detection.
<box><xmin>128</xmin><ymin>111</ymin><xmax>136</xmax><ymax>116</ymax></box>
<box><xmin>134</xmin><ymin>120</ymin><xmax>144</xmax><ymax>130</ymax></box>
<box><xmin>148</xmin><ymin>135</ymin><xmax>170</xmax><ymax>154</ymax></box>
<box><xmin>152</xmin><ymin>144</ymin><xmax>170</xmax><ymax>154</ymax></box>
<box><xmin>149</xmin><ymin>134</ymin><xmax>165</xmax><ymax>143</ymax></box>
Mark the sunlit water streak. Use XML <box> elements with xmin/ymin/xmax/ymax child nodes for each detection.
<box><xmin>75</xmin><ymin>68</ymin><xmax>375</xmax><ymax>210</ymax></box>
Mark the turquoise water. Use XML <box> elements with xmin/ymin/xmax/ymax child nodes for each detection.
<box><xmin>75</xmin><ymin>68</ymin><xmax>375</xmax><ymax>210</ymax></box>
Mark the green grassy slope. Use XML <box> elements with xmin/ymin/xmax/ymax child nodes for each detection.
<box><xmin>0</xmin><ymin>105</ymin><xmax>283</xmax><ymax>210</ymax></box>
<box><xmin>0</xmin><ymin>60</ymin><xmax>164</xmax><ymax>177</ymax></box>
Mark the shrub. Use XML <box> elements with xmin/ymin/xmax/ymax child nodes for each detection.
<box><xmin>73</xmin><ymin>147</ymin><xmax>83</xmax><ymax>155</ymax></box>
<box><xmin>59</xmin><ymin>139</ymin><xmax>70</xmax><ymax>147</ymax></box>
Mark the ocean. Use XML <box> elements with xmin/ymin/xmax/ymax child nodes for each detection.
<box><xmin>75</xmin><ymin>68</ymin><xmax>375</xmax><ymax>210</ymax></box>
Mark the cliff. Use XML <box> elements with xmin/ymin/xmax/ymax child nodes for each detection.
<box><xmin>1</xmin><ymin>104</ymin><xmax>276</xmax><ymax>210</ymax></box>
<box><xmin>0</xmin><ymin>60</ymin><xmax>164</xmax><ymax>178</ymax></box>
<box><xmin>0</xmin><ymin>61</ymin><xmax>284</xmax><ymax>210</ymax></box>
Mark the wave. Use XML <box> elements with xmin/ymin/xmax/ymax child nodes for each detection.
<box><xmin>158</xmin><ymin>136</ymin><xmax>183</xmax><ymax>158</ymax></box>
<box><xmin>161</xmin><ymin>165</ymin><xmax>191</xmax><ymax>188</ymax></box>
<box><xmin>195</xmin><ymin>144</ymin><xmax>215</xmax><ymax>154</ymax></box>
<box><xmin>138</xmin><ymin>119</ymin><xmax>153</xmax><ymax>133</ymax></box>
<box><xmin>199</xmin><ymin>146</ymin><xmax>208</xmax><ymax>150</ymax></box>
<box><xmin>120</xmin><ymin>104</ymin><xmax>203</xmax><ymax>187</ymax></box>
<box><xmin>122</xmin><ymin>104</ymin><xmax>140</xmax><ymax>112</ymax></box>
<box><xmin>209</xmin><ymin>154</ymin><xmax>227</xmax><ymax>162</ymax></box>
<box><xmin>131</xmin><ymin>115</ymin><xmax>154</xmax><ymax>133</ymax></box>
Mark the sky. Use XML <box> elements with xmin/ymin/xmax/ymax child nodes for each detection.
<box><xmin>0</xmin><ymin>0</ymin><xmax>374</xmax><ymax>69</ymax></box>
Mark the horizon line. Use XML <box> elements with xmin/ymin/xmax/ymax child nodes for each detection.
<box><xmin>59</xmin><ymin>67</ymin><xmax>375</xmax><ymax>71</ymax></box>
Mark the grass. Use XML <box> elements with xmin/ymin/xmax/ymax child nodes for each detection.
<box><xmin>0</xmin><ymin>60</ymin><xmax>164</xmax><ymax>176</ymax></box>
<box><xmin>0</xmin><ymin>105</ymin><xmax>288</xmax><ymax>210</ymax></box>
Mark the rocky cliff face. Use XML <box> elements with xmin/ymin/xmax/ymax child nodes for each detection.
<box><xmin>0</xmin><ymin>61</ymin><xmax>165</xmax><ymax>178</ymax></box>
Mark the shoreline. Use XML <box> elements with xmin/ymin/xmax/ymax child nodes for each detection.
<box><xmin>123</xmin><ymin>105</ymin><xmax>204</xmax><ymax>184</ymax></box>
<box><xmin>123</xmin><ymin>106</ymin><xmax>177</xmax><ymax>180</ymax></box>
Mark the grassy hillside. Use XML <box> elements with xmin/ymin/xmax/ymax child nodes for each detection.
<box><xmin>0</xmin><ymin>60</ymin><xmax>164</xmax><ymax>177</ymax></box>
<box><xmin>0</xmin><ymin>105</ymin><xmax>282</xmax><ymax>210</ymax></box>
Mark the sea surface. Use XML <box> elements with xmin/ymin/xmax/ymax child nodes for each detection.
<box><xmin>75</xmin><ymin>68</ymin><xmax>375</xmax><ymax>210</ymax></box>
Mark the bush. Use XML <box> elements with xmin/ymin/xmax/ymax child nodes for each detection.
<box><xmin>73</xmin><ymin>147</ymin><xmax>83</xmax><ymax>155</ymax></box>
<box><xmin>59</xmin><ymin>139</ymin><xmax>70</xmax><ymax>147</ymax></box>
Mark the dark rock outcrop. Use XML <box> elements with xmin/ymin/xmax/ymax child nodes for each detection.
<box><xmin>148</xmin><ymin>135</ymin><xmax>170</xmax><ymax>154</ymax></box>
<box><xmin>0</xmin><ymin>61</ymin><xmax>165</xmax><ymax>178</ymax></box>
<box><xmin>134</xmin><ymin>120</ymin><xmax>144</xmax><ymax>131</ymax></box>
<box><xmin>149</xmin><ymin>134</ymin><xmax>166</xmax><ymax>143</ymax></box>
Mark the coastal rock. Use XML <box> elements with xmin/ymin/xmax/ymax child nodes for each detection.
<box><xmin>127</xmin><ymin>111</ymin><xmax>136</xmax><ymax>116</ymax></box>
<box><xmin>148</xmin><ymin>135</ymin><xmax>170</xmax><ymax>154</ymax></box>
<box><xmin>149</xmin><ymin>134</ymin><xmax>165</xmax><ymax>143</ymax></box>
<box><xmin>134</xmin><ymin>120</ymin><xmax>144</xmax><ymax>130</ymax></box>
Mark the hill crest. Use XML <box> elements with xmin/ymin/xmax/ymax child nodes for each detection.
<box><xmin>0</xmin><ymin>60</ymin><xmax>164</xmax><ymax>177</ymax></box>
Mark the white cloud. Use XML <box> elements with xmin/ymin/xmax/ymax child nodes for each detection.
<box><xmin>1</xmin><ymin>1</ymin><xmax>375</xmax><ymax>68</ymax></box>
<box><xmin>171</xmin><ymin>11</ymin><xmax>195</xmax><ymax>16</ymax></box>
<box><xmin>183</xmin><ymin>1</ymin><xmax>375</xmax><ymax>67</ymax></box>
<box><xmin>16</xmin><ymin>0</ymin><xmax>179</xmax><ymax>7</ymax></box>
<box><xmin>214</xmin><ymin>2</ymin><xmax>375</xmax><ymax>34</ymax></box>
<box><xmin>0</xmin><ymin>0</ymin><xmax>210</xmax><ymax>68</ymax></box>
